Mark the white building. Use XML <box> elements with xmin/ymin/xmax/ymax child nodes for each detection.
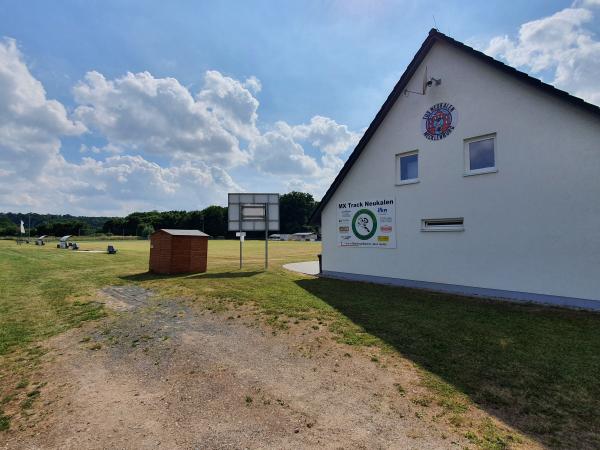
<box><xmin>291</xmin><ymin>232</ymin><xmax>318</xmax><ymax>242</ymax></box>
<box><xmin>269</xmin><ymin>233</ymin><xmax>318</xmax><ymax>241</ymax></box>
<box><xmin>269</xmin><ymin>233</ymin><xmax>290</xmax><ymax>241</ymax></box>
<box><xmin>311</xmin><ymin>29</ymin><xmax>600</xmax><ymax>310</ymax></box>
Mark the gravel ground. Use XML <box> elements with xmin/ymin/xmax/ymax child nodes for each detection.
<box><xmin>1</xmin><ymin>286</ymin><xmax>472</xmax><ymax>449</ymax></box>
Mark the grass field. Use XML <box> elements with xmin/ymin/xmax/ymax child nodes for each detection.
<box><xmin>1</xmin><ymin>239</ymin><xmax>599</xmax><ymax>448</ymax></box>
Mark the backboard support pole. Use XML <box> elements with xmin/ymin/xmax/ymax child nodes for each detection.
<box><xmin>265</xmin><ymin>203</ymin><xmax>269</xmax><ymax>270</ymax></box>
<box><xmin>239</xmin><ymin>204</ymin><xmax>243</xmax><ymax>269</ymax></box>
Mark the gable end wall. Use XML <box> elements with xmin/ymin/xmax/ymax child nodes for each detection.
<box><xmin>321</xmin><ymin>41</ymin><xmax>600</xmax><ymax>303</ymax></box>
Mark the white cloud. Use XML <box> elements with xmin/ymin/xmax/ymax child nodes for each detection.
<box><xmin>243</xmin><ymin>76</ymin><xmax>262</xmax><ymax>94</ymax></box>
<box><xmin>73</xmin><ymin>70</ymin><xmax>251</xmax><ymax>167</ymax></box>
<box><xmin>0</xmin><ymin>37</ymin><xmax>362</xmax><ymax>214</ymax></box>
<box><xmin>0</xmin><ymin>38</ymin><xmax>85</xmax><ymax>178</ymax></box>
<box><xmin>196</xmin><ymin>70</ymin><xmax>261</xmax><ymax>141</ymax></box>
<box><xmin>250</xmin><ymin>131</ymin><xmax>322</xmax><ymax>176</ymax></box>
<box><xmin>284</xmin><ymin>179</ymin><xmax>326</xmax><ymax>197</ymax></box>
<box><xmin>79</xmin><ymin>143</ymin><xmax>121</xmax><ymax>154</ymax></box>
<box><xmin>275</xmin><ymin>115</ymin><xmax>361</xmax><ymax>155</ymax></box>
<box><xmin>485</xmin><ymin>2</ymin><xmax>600</xmax><ymax>105</ymax></box>
<box><xmin>0</xmin><ymin>40</ymin><xmax>242</xmax><ymax>214</ymax></box>
<box><xmin>0</xmin><ymin>153</ymin><xmax>241</xmax><ymax>215</ymax></box>
<box><xmin>71</xmin><ymin>155</ymin><xmax>240</xmax><ymax>210</ymax></box>
<box><xmin>249</xmin><ymin>115</ymin><xmax>360</xmax><ymax>179</ymax></box>
<box><xmin>575</xmin><ymin>0</ymin><xmax>600</xmax><ymax>7</ymax></box>
<box><xmin>247</xmin><ymin>114</ymin><xmax>360</xmax><ymax>194</ymax></box>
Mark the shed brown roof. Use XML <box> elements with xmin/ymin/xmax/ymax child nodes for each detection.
<box><xmin>157</xmin><ymin>229</ymin><xmax>209</xmax><ymax>237</ymax></box>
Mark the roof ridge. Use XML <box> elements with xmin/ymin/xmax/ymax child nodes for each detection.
<box><xmin>430</xmin><ymin>29</ymin><xmax>600</xmax><ymax>114</ymax></box>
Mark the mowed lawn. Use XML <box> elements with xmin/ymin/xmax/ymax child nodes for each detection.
<box><xmin>1</xmin><ymin>239</ymin><xmax>600</xmax><ymax>448</ymax></box>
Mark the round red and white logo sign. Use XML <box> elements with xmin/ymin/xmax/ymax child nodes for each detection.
<box><xmin>421</xmin><ymin>103</ymin><xmax>457</xmax><ymax>141</ymax></box>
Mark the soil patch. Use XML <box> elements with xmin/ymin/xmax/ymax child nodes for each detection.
<box><xmin>0</xmin><ymin>286</ymin><xmax>511</xmax><ymax>449</ymax></box>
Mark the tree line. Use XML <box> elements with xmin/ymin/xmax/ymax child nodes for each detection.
<box><xmin>0</xmin><ymin>213</ymin><xmax>111</xmax><ymax>237</ymax></box>
<box><xmin>0</xmin><ymin>191</ymin><xmax>319</xmax><ymax>238</ymax></box>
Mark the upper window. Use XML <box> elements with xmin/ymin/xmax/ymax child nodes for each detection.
<box><xmin>464</xmin><ymin>134</ymin><xmax>496</xmax><ymax>175</ymax></box>
<box><xmin>396</xmin><ymin>151</ymin><xmax>419</xmax><ymax>185</ymax></box>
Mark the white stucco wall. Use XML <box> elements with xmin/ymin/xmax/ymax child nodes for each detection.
<box><xmin>321</xmin><ymin>40</ymin><xmax>600</xmax><ymax>302</ymax></box>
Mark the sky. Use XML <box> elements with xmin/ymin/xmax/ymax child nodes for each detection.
<box><xmin>0</xmin><ymin>0</ymin><xmax>598</xmax><ymax>216</ymax></box>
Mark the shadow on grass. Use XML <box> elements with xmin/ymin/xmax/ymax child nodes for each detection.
<box><xmin>296</xmin><ymin>277</ymin><xmax>600</xmax><ymax>449</ymax></box>
<box><xmin>120</xmin><ymin>270</ymin><xmax>262</xmax><ymax>282</ymax></box>
<box><xmin>186</xmin><ymin>271</ymin><xmax>263</xmax><ymax>279</ymax></box>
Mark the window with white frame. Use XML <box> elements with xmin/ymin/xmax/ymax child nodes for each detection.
<box><xmin>396</xmin><ymin>150</ymin><xmax>419</xmax><ymax>184</ymax></box>
<box><xmin>464</xmin><ymin>134</ymin><xmax>496</xmax><ymax>175</ymax></box>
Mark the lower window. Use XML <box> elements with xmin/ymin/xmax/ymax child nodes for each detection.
<box><xmin>421</xmin><ymin>218</ymin><xmax>464</xmax><ymax>232</ymax></box>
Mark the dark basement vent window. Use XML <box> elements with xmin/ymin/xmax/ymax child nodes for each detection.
<box><xmin>421</xmin><ymin>218</ymin><xmax>464</xmax><ymax>232</ymax></box>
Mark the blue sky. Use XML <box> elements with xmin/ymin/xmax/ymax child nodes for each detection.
<box><xmin>3</xmin><ymin>0</ymin><xmax>570</xmax><ymax>125</ymax></box>
<box><xmin>0</xmin><ymin>0</ymin><xmax>598</xmax><ymax>215</ymax></box>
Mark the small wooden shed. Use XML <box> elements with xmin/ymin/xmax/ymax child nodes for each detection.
<box><xmin>149</xmin><ymin>229</ymin><xmax>209</xmax><ymax>275</ymax></box>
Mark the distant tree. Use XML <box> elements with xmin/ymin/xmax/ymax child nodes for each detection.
<box><xmin>33</xmin><ymin>220</ymin><xmax>87</xmax><ymax>236</ymax></box>
<box><xmin>183</xmin><ymin>210</ymin><xmax>206</xmax><ymax>231</ymax></box>
<box><xmin>0</xmin><ymin>212</ymin><xmax>114</xmax><ymax>232</ymax></box>
<box><xmin>3</xmin><ymin>191</ymin><xmax>320</xmax><ymax>239</ymax></box>
<box><xmin>0</xmin><ymin>217</ymin><xmax>17</xmax><ymax>236</ymax></box>
<box><xmin>137</xmin><ymin>223</ymin><xmax>155</xmax><ymax>239</ymax></box>
<box><xmin>200</xmin><ymin>206</ymin><xmax>227</xmax><ymax>237</ymax></box>
<box><xmin>92</xmin><ymin>192</ymin><xmax>318</xmax><ymax>239</ymax></box>
<box><xmin>99</xmin><ymin>208</ymin><xmax>229</xmax><ymax>237</ymax></box>
<box><xmin>279</xmin><ymin>191</ymin><xmax>317</xmax><ymax>234</ymax></box>
<box><xmin>102</xmin><ymin>218</ymin><xmax>126</xmax><ymax>235</ymax></box>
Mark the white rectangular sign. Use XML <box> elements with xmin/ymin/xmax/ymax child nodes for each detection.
<box><xmin>337</xmin><ymin>198</ymin><xmax>396</xmax><ymax>248</ymax></box>
<box><xmin>241</xmin><ymin>204</ymin><xmax>265</xmax><ymax>220</ymax></box>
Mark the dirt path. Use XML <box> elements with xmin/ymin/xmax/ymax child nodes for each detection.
<box><xmin>1</xmin><ymin>286</ymin><xmax>475</xmax><ymax>449</ymax></box>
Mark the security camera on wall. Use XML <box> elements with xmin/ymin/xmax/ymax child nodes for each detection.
<box><xmin>426</xmin><ymin>77</ymin><xmax>441</xmax><ymax>88</ymax></box>
<box><xmin>404</xmin><ymin>66</ymin><xmax>441</xmax><ymax>96</ymax></box>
